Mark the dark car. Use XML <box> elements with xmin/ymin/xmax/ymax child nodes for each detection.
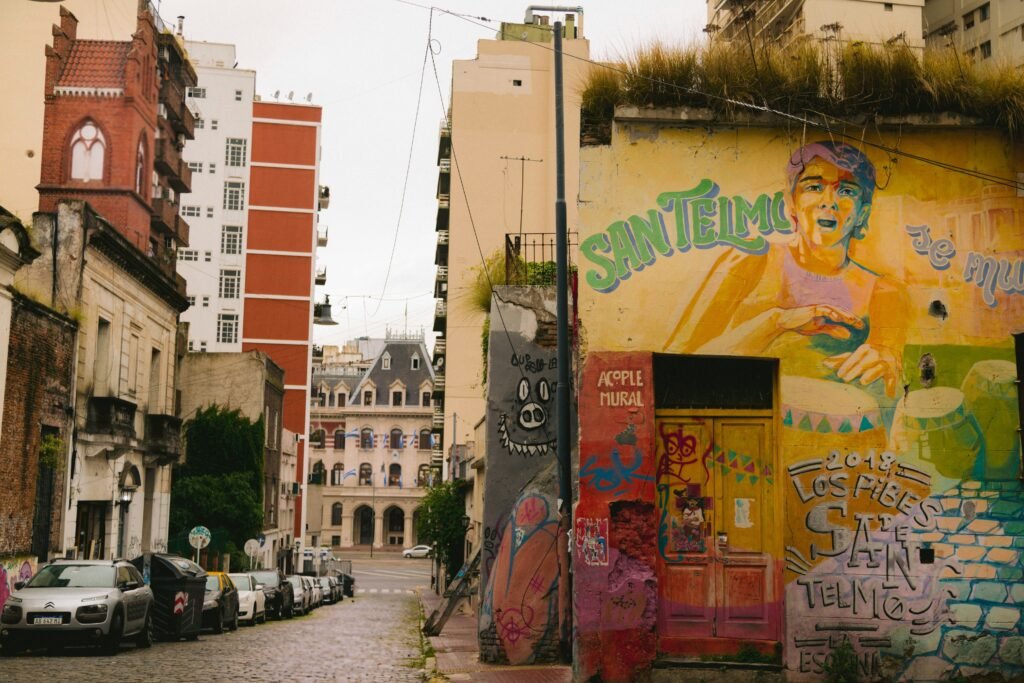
<box><xmin>338</xmin><ymin>572</ymin><xmax>355</xmax><ymax>598</ymax></box>
<box><xmin>201</xmin><ymin>572</ymin><xmax>239</xmax><ymax>634</ymax></box>
<box><xmin>250</xmin><ymin>569</ymin><xmax>294</xmax><ymax>620</ymax></box>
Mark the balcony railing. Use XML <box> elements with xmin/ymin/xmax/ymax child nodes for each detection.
<box><xmin>158</xmin><ymin>77</ymin><xmax>195</xmax><ymax>139</ymax></box>
<box><xmin>317</xmin><ymin>226</ymin><xmax>328</xmax><ymax>247</ymax></box>
<box><xmin>146</xmin><ymin>414</ymin><xmax>182</xmax><ymax>465</ymax></box>
<box><xmin>151</xmin><ymin>197</ymin><xmax>190</xmax><ymax>246</ymax></box>
<box><xmin>155</xmin><ymin>138</ymin><xmax>192</xmax><ymax>193</ymax></box>
<box><xmin>86</xmin><ymin>396</ymin><xmax>137</xmax><ymax>441</ymax></box>
<box><xmin>504</xmin><ymin>232</ymin><xmax>578</xmax><ymax>286</ymax></box>
<box><xmin>433</xmin><ymin>372</ymin><xmax>445</xmax><ymax>394</ymax></box>
<box><xmin>439</xmin><ymin>158</ymin><xmax>451</xmax><ymax>173</ymax></box>
<box><xmin>433</xmin><ymin>337</ymin><xmax>445</xmax><ymax>358</ymax></box>
<box><xmin>315</xmin><ymin>266</ymin><xmax>327</xmax><ymax>285</ymax></box>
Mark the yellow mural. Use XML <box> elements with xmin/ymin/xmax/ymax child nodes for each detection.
<box><xmin>577</xmin><ymin>125</ymin><xmax>1023</xmax><ymax>680</ymax></box>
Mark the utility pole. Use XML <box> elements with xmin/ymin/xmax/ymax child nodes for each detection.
<box><xmin>553</xmin><ymin>19</ymin><xmax>573</xmax><ymax>664</ymax></box>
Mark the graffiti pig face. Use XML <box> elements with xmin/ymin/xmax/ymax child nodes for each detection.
<box><xmin>498</xmin><ymin>376</ymin><xmax>556</xmax><ymax>457</ymax></box>
<box><xmin>516</xmin><ymin>377</ymin><xmax>550</xmax><ymax>430</ymax></box>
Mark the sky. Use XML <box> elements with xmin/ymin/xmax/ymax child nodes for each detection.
<box><xmin>146</xmin><ymin>0</ymin><xmax>707</xmax><ymax>351</ymax></box>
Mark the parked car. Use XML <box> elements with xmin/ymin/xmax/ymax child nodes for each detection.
<box><xmin>286</xmin><ymin>575</ymin><xmax>309</xmax><ymax>616</ymax></box>
<box><xmin>319</xmin><ymin>576</ymin><xmax>337</xmax><ymax>604</ymax></box>
<box><xmin>228</xmin><ymin>573</ymin><xmax>266</xmax><ymax>626</ymax></box>
<box><xmin>202</xmin><ymin>572</ymin><xmax>239</xmax><ymax>634</ymax></box>
<box><xmin>0</xmin><ymin>559</ymin><xmax>153</xmax><ymax>656</ymax></box>
<box><xmin>402</xmin><ymin>545</ymin><xmax>433</xmax><ymax>559</ymax></box>
<box><xmin>302</xmin><ymin>576</ymin><xmax>321</xmax><ymax>610</ymax></box>
<box><xmin>250</xmin><ymin>569</ymin><xmax>294</xmax><ymax>620</ymax></box>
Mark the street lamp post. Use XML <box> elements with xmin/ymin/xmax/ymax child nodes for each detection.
<box><xmin>370</xmin><ymin>473</ymin><xmax>376</xmax><ymax>559</ymax></box>
<box><xmin>116</xmin><ymin>485</ymin><xmax>136</xmax><ymax>558</ymax></box>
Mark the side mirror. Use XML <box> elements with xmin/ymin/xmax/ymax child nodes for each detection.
<box><xmin>14</xmin><ymin>581</ymin><xmax>25</xmax><ymax>590</ymax></box>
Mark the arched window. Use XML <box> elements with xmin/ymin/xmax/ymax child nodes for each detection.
<box><xmin>390</xmin><ymin>428</ymin><xmax>404</xmax><ymax>450</ymax></box>
<box><xmin>358</xmin><ymin>463</ymin><xmax>372</xmax><ymax>486</ymax></box>
<box><xmin>331</xmin><ymin>502</ymin><xmax>343</xmax><ymax>526</ymax></box>
<box><xmin>331</xmin><ymin>463</ymin><xmax>344</xmax><ymax>486</ymax></box>
<box><xmin>360</xmin><ymin>428</ymin><xmax>374</xmax><ymax>449</ymax></box>
<box><xmin>334</xmin><ymin>429</ymin><xmax>345</xmax><ymax>449</ymax></box>
<box><xmin>417</xmin><ymin>464</ymin><xmax>431</xmax><ymax>488</ymax></box>
<box><xmin>70</xmin><ymin>121</ymin><xmax>106</xmax><ymax>182</ymax></box>
<box><xmin>311</xmin><ymin>460</ymin><xmax>325</xmax><ymax>485</ymax></box>
<box><xmin>418</xmin><ymin>429</ymin><xmax>431</xmax><ymax>450</ymax></box>
<box><xmin>389</xmin><ymin>463</ymin><xmax>402</xmax><ymax>488</ymax></box>
<box><xmin>135</xmin><ymin>138</ymin><xmax>146</xmax><ymax>194</ymax></box>
<box><xmin>311</xmin><ymin>429</ymin><xmax>326</xmax><ymax>448</ymax></box>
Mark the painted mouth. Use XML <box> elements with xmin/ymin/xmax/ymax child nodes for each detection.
<box><xmin>498</xmin><ymin>414</ymin><xmax>554</xmax><ymax>457</ymax></box>
<box><xmin>816</xmin><ymin>218</ymin><xmax>838</xmax><ymax>230</ymax></box>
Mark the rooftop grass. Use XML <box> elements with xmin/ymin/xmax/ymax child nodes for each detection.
<box><xmin>580</xmin><ymin>40</ymin><xmax>1024</xmax><ymax>140</ymax></box>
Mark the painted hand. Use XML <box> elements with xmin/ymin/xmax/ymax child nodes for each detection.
<box><xmin>776</xmin><ymin>304</ymin><xmax>864</xmax><ymax>340</ymax></box>
<box><xmin>824</xmin><ymin>343</ymin><xmax>901</xmax><ymax>397</ymax></box>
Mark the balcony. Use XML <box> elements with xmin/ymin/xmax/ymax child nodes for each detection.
<box><xmin>155</xmin><ymin>138</ymin><xmax>192</xmax><ymax>193</ymax></box>
<box><xmin>432</xmin><ymin>406</ymin><xmax>444</xmax><ymax>430</ymax></box>
<box><xmin>431</xmin><ymin>445</ymin><xmax>444</xmax><ymax>466</ymax></box>
<box><xmin>432</xmin><ymin>371</ymin><xmax>445</xmax><ymax>397</ymax></box>
<box><xmin>433</xmin><ymin>336</ymin><xmax>445</xmax><ymax>358</ymax></box>
<box><xmin>317</xmin><ymin>226</ymin><xmax>328</xmax><ymax>247</ymax></box>
<box><xmin>437</xmin><ymin>120</ymin><xmax>451</xmax><ymax>163</ymax></box>
<box><xmin>434</xmin><ymin>266</ymin><xmax>448</xmax><ymax>299</ymax></box>
<box><xmin>315</xmin><ymin>266</ymin><xmax>327</xmax><ymax>285</ymax></box>
<box><xmin>436</xmin><ymin>203</ymin><xmax>449</xmax><ymax>231</ymax></box>
<box><xmin>86</xmin><ymin>396</ymin><xmax>137</xmax><ymax>440</ymax></box>
<box><xmin>319</xmin><ymin>185</ymin><xmax>330</xmax><ymax>210</ymax></box>
<box><xmin>158</xmin><ymin>76</ymin><xmax>195</xmax><ymax>140</ymax></box>
<box><xmin>150</xmin><ymin>196</ymin><xmax>190</xmax><ymax>246</ymax></box>
<box><xmin>433</xmin><ymin>300</ymin><xmax>446</xmax><ymax>333</ymax></box>
<box><xmin>435</xmin><ymin>230</ymin><xmax>449</xmax><ymax>267</ymax></box>
<box><xmin>436</xmin><ymin>173</ymin><xmax>451</xmax><ymax>200</ymax></box>
<box><xmin>439</xmin><ymin>158</ymin><xmax>451</xmax><ymax>174</ymax></box>
<box><xmin>145</xmin><ymin>414</ymin><xmax>182</xmax><ymax>465</ymax></box>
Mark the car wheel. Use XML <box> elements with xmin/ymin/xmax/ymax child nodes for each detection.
<box><xmin>136</xmin><ymin>609</ymin><xmax>154</xmax><ymax>648</ymax></box>
<box><xmin>229</xmin><ymin>608</ymin><xmax>239</xmax><ymax>631</ymax></box>
<box><xmin>102</xmin><ymin>608</ymin><xmax>124</xmax><ymax>656</ymax></box>
<box><xmin>212</xmin><ymin>608</ymin><xmax>224</xmax><ymax>634</ymax></box>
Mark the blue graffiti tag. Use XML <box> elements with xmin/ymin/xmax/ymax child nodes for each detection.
<box><xmin>579</xmin><ymin>447</ymin><xmax>654</xmax><ymax>498</ymax></box>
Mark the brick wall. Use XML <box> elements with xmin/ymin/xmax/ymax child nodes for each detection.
<box><xmin>0</xmin><ymin>291</ymin><xmax>77</xmax><ymax>557</ymax></box>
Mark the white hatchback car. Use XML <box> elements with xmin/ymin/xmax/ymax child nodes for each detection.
<box><xmin>402</xmin><ymin>545</ymin><xmax>433</xmax><ymax>559</ymax></box>
<box><xmin>228</xmin><ymin>573</ymin><xmax>266</xmax><ymax>626</ymax></box>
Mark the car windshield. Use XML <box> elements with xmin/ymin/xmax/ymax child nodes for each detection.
<box><xmin>228</xmin><ymin>574</ymin><xmax>251</xmax><ymax>590</ymax></box>
<box><xmin>251</xmin><ymin>571</ymin><xmax>278</xmax><ymax>587</ymax></box>
<box><xmin>319</xmin><ymin>578</ymin><xmax>330</xmax><ymax>587</ymax></box>
<box><xmin>26</xmin><ymin>564</ymin><xmax>115</xmax><ymax>588</ymax></box>
<box><xmin>205</xmin><ymin>576</ymin><xmax>220</xmax><ymax>591</ymax></box>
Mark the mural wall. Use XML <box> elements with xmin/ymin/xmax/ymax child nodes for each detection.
<box><xmin>480</xmin><ymin>286</ymin><xmax>564</xmax><ymax>663</ymax></box>
<box><xmin>574</xmin><ymin>121</ymin><xmax>1023</xmax><ymax>682</ymax></box>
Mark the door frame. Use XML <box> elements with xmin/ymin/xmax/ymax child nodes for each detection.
<box><xmin>654</xmin><ymin>407</ymin><xmax>784</xmax><ymax>658</ymax></box>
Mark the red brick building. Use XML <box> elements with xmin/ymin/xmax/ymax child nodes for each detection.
<box><xmin>243</xmin><ymin>101</ymin><xmax>324</xmax><ymax>543</ymax></box>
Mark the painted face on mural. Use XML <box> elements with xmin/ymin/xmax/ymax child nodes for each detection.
<box><xmin>789</xmin><ymin>158</ymin><xmax>870</xmax><ymax>250</ymax></box>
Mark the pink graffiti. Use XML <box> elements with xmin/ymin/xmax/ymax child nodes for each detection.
<box><xmin>657</xmin><ymin>422</ymin><xmax>711</xmax><ymax>484</ymax></box>
<box><xmin>528</xmin><ymin>574</ymin><xmax>546</xmax><ymax>594</ymax></box>
<box><xmin>516</xmin><ymin>496</ymin><xmax>548</xmax><ymax>527</ymax></box>
<box><xmin>495</xmin><ymin>606</ymin><xmax>535</xmax><ymax>646</ymax></box>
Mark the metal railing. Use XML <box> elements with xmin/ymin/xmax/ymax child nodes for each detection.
<box><xmin>504</xmin><ymin>232</ymin><xmax>578</xmax><ymax>286</ymax></box>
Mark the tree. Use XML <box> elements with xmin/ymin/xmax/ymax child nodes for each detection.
<box><xmin>170</xmin><ymin>405</ymin><xmax>264</xmax><ymax>561</ymax></box>
<box><xmin>416</xmin><ymin>480</ymin><xmax>468</xmax><ymax>580</ymax></box>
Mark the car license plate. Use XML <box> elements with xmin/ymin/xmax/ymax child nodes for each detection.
<box><xmin>33</xmin><ymin>616</ymin><xmax>62</xmax><ymax>625</ymax></box>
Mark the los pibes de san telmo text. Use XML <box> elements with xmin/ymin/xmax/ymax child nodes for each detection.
<box><xmin>581</xmin><ymin>179</ymin><xmax>791</xmax><ymax>294</ymax></box>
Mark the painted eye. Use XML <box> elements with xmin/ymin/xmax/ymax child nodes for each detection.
<box><xmin>517</xmin><ymin>378</ymin><xmax>530</xmax><ymax>402</ymax></box>
<box><xmin>537</xmin><ymin>378</ymin><xmax>550</xmax><ymax>402</ymax></box>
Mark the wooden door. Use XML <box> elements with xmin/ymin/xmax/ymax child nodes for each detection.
<box><xmin>656</xmin><ymin>415</ymin><xmax>780</xmax><ymax>654</ymax></box>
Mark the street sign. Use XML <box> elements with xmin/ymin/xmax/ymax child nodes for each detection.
<box><xmin>244</xmin><ymin>539</ymin><xmax>260</xmax><ymax>556</ymax></box>
<box><xmin>188</xmin><ymin>526</ymin><xmax>211</xmax><ymax>550</ymax></box>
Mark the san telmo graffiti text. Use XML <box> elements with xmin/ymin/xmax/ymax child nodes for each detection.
<box><xmin>581</xmin><ymin>179</ymin><xmax>792</xmax><ymax>293</ymax></box>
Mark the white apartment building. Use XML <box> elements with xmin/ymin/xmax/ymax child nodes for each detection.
<box><xmin>925</xmin><ymin>1</ymin><xmax>1024</xmax><ymax>64</ymax></box>
<box><xmin>179</xmin><ymin>41</ymin><xmax>255</xmax><ymax>352</ymax></box>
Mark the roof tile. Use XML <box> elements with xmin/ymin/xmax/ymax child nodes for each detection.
<box><xmin>57</xmin><ymin>40</ymin><xmax>130</xmax><ymax>89</ymax></box>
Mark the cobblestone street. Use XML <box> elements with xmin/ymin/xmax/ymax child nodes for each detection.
<box><xmin>4</xmin><ymin>559</ymin><xmax>429</xmax><ymax>683</ymax></box>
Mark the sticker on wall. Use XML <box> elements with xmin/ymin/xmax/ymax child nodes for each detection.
<box><xmin>670</xmin><ymin>492</ymin><xmax>706</xmax><ymax>553</ymax></box>
<box><xmin>734</xmin><ymin>498</ymin><xmax>754</xmax><ymax>529</ymax></box>
<box><xmin>575</xmin><ymin>517</ymin><xmax>609</xmax><ymax>566</ymax></box>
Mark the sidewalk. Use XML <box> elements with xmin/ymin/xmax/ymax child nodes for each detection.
<box><xmin>420</xmin><ymin>590</ymin><xmax>572</xmax><ymax>683</ymax></box>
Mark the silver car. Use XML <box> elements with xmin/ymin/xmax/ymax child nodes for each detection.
<box><xmin>0</xmin><ymin>559</ymin><xmax>154</xmax><ymax>656</ymax></box>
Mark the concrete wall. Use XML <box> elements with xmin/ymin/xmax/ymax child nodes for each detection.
<box><xmin>574</xmin><ymin>111</ymin><xmax>1024</xmax><ymax>681</ymax></box>
<box><xmin>479</xmin><ymin>286</ymin><xmax>562</xmax><ymax>662</ymax></box>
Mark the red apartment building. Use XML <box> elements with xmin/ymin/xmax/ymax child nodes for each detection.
<box><xmin>243</xmin><ymin>101</ymin><xmax>325</xmax><ymax>543</ymax></box>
